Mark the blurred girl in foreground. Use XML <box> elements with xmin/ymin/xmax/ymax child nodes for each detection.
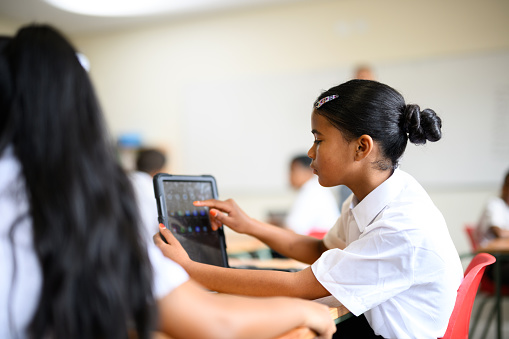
<box><xmin>0</xmin><ymin>24</ymin><xmax>335</xmax><ymax>339</ymax></box>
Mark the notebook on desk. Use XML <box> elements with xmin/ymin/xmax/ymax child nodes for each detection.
<box><xmin>153</xmin><ymin>173</ymin><xmax>300</xmax><ymax>272</ymax></box>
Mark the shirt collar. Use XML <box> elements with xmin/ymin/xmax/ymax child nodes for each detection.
<box><xmin>350</xmin><ymin>169</ymin><xmax>407</xmax><ymax>233</ymax></box>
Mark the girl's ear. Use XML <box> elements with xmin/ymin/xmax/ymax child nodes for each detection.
<box><xmin>354</xmin><ymin>134</ymin><xmax>374</xmax><ymax>161</ymax></box>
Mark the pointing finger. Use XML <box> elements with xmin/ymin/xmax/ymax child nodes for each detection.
<box><xmin>194</xmin><ymin>199</ymin><xmax>233</xmax><ymax>214</ymax></box>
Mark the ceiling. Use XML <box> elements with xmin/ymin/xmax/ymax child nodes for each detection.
<box><xmin>0</xmin><ymin>0</ymin><xmax>305</xmax><ymax>35</ymax></box>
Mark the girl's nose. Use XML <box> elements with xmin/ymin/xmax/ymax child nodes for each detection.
<box><xmin>307</xmin><ymin>145</ymin><xmax>315</xmax><ymax>159</ymax></box>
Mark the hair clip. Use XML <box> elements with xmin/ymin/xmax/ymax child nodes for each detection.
<box><xmin>314</xmin><ymin>95</ymin><xmax>339</xmax><ymax>109</ymax></box>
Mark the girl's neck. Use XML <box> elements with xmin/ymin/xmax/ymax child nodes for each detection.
<box><xmin>350</xmin><ymin>169</ymin><xmax>393</xmax><ymax>201</ymax></box>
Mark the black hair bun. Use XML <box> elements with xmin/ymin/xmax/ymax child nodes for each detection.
<box><xmin>401</xmin><ymin>104</ymin><xmax>442</xmax><ymax>144</ymax></box>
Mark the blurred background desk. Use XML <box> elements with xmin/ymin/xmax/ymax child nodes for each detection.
<box><xmin>225</xmin><ymin>231</ymin><xmax>270</xmax><ymax>257</ymax></box>
<box><xmin>228</xmin><ymin>257</ymin><xmax>309</xmax><ymax>271</ymax></box>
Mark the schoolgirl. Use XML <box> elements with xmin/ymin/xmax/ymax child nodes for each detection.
<box><xmin>156</xmin><ymin>79</ymin><xmax>463</xmax><ymax>339</ymax></box>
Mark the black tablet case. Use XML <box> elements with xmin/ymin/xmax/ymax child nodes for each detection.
<box><xmin>153</xmin><ymin>174</ymin><xmax>229</xmax><ymax>268</ymax></box>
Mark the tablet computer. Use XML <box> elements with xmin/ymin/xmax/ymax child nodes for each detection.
<box><xmin>153</xmin><ymin>174</ymin><xmax>229</xmax><ymax>268</ymax></box>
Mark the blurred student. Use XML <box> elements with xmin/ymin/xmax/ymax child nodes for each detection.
<box><xmin>156</xmin><ymin>79</ymin><xmax>463</xmax><ymax>339</ymax></box>
<box><xmin>353</xmin><ymin>64</ymin><xmax>376</xmax><ymax>81</ymax></box>
<box><xmin>285</xmin><ymin>154</ymin><xmax>340</xmax><ymax>237</ymax></box>
<box><xmin>130</xmin><ymin>148</ymin><xmax>167</xmax><ymax>241</ymax></box>
<box><xmin>476</xmin><ymin>171</ymin><xmax>509</xmax><ymax>284</ymax></box>
<box><xmin>477</xmin><ymin>170</ymin><xmax>509</xmax><ymax>246</ymax></box>
<box><xmin>0</xmin><ymin>24</ymin><xmax>335</xmax><ymax>339</ymax></box>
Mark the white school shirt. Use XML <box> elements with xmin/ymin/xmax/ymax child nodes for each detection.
<box><xmin>129</xmin><ymin>170</ymin><xmax>160</xmax><ymax>242</ymax></box>
<box><xmin>311</xmin><ymin>169</ymin><xmax>463</xmax><ymax>339</ymax></box>
<box><xmin>285</xmin><ymin>176</ymin><xmax>340</xmax><ymax>235</ymax></box>
<box><xmin>476</xmin><ymin>197</ymin><xmax>509</xmax><ymax>247</ymax></box>
<box><xmin>0</xmin><ymin>146</ymin><xmax>188</xmax><ymax>338</ymax></box>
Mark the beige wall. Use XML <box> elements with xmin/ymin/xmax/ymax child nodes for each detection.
<box><xmin>1</xmin><ymin>0</ymin><xmax>508</xmax><ymax>254</ymax></box>
<box><xmin>0</xmin><ymin>16</ymin><xmax>17</xmax><ymax>35</ymax></box>
<box><xmin>67</xmin><ymin>0</ymin><xmax>509</xmax><ymax>174</ymax></box>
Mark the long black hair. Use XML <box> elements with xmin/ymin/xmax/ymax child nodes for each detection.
<box><xmin>314</xmin><ymin>79</ymin><xmax>442</xmax><ymax>170</ymax></box>
<box><xmin>0</xmin><ymin>24</ymin><xmax>155</xmax><ymax>339</ymax></box>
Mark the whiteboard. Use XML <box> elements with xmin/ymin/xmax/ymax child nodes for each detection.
<box><xmin>180</xmin><ymin>50</ymin><xmax>509</xmax><ymax>192</ymax></box>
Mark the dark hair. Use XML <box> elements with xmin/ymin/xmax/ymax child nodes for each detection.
<box><xmin>314</xmin><ymin>79</ymin><xmax>442</xmax><ymax>170</ymax></box>
<box><xmin>136</xmin><ymin>148</ymin><xmax>166</xmax><ymax>174</ymax></box>
<box><xmin>504</xmin><ymin>170</ymin><xmax>509</xmax><ymax>185</ymax></box>
<box><xmin>0</xmin><ymin>36</ymin><xmax>12</xmax><ymax>151</ymax></box>
<box><xmin>1</xmin><ymin>24</ymin><xmax>155</xmax><ymax>339</ymax></box>
<box><xmin>291</xmin><ymin>154</ymin><xmax>312</xmax><ymax>168</ymax></box>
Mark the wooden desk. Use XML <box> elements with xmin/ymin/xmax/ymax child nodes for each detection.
<box><xmin>274</xmin><ymin>296</ymin><xmax>351</xmax><ymax>339</ymax></box>
<box><xmin>228</xmin><ymin>257</ymin><xmax>309</xmax><ymax>270</ymax></box>
<box><xmin>225</xmin><ymin>230</ymin><xmax>269</xmax><ymax>255</ymax></box>
<box><xmin>478</xmin><ymin>237</ymin><xmax>509</xmax><ymax>339</ymax></box>
<box><xmin>479</xmin><ymin>238</ymin><xmax>509</xmax><ymax>254</ymax></box>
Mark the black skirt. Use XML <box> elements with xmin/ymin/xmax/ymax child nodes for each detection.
<box><xmin>333</xmin><ymin>314</ymin><xmax>384</xmax><ymax>339</ymax></box>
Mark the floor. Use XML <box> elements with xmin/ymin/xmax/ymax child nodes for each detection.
<box><xmin>469</xmin><ymin>295</ymin><xmax>509</xmax><ymax>339</ymax></box>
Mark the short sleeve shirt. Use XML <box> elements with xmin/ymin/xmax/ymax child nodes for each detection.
<box><xmin>129</xmin><ymin>171</ymin><xmax>160</xmax><ymax>243</ymax></box>
<box><xmin>311</xmin><ymin>169</ymin><xmax>463</xmax><ymax>339</ymax></box>
<box><xmin>285</xmin><ymin>176</ymin><xmax>340</xmax><ymax>235</ymax></box>
<box><xmin>476</xmin><ymin>197</ymin><xmax>509</xmax><ymax>246</ymax></box>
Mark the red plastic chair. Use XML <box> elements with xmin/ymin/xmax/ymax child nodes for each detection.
<box><xmin>307</xmin><ymin>229</ymin><xmax>327</xmax><ymax>239</ymax></box>
<box><xmin>464</xmin><ymin>224</ymin><xmax>479</xmax><ymax>252</ymax></box>
<box><xmin>439</xmin><ymin>252</ymin><xmax>496</xmax><ymax>338</ymax></box>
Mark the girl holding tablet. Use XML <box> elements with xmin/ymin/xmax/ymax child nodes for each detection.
<box><xmin>156</xmin><ymin>79</ymin><xmax>463</xmax><ymax>339</ymax></box>
<box><xmin>0</xmin><ymin>24</ymin><xmax>335</xmax><ymax>339</ymax></box>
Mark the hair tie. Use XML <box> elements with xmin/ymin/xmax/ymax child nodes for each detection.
<box><xmin>314</xmin><ymin>95</ymin><xmax>339</xmax><ymax>109</ymax></box>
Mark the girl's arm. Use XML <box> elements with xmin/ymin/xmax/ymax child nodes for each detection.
<box><xmin>194</xmin><ymin>199</ymin><xmax>328</xmax><ymax>264</ymax></box>
<box><xmin>157</xmin><ymin>279</ymin><xmax>336</xmax><ymax>339</ymax></box>
<box><xmin>155</xmin><ymin>227</ymin><xmax>331</xmax><ymax>299</ymax></box>
<box><xmin>491</xmin><ymin>225</ymin><xmax>509</xmax><ymax>238</ymax></box>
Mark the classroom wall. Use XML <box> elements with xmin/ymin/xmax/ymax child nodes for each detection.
<box><xmin>0</xmin><ymin>16</ymin><xmax>17</xmax><ymax>35</ymax></box>
<box><xmin>1</xmin><ymin>0</ymin><xmax>509</xmax><ymax>254</ymax></box>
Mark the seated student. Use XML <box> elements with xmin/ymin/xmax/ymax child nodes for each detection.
<box><xmin>0</xmin><ymin>24</ymin><xmax>335</xmax><ymax>339</ymax></box>
<box><xmin>156</xmin><ymin>79</ymin><xmax>463</xmax><ymax>339</ymax></box>
<box><xmin>284</xmin><ymin>154</ymin><xmax>340</xmax><ymax>237</ymax></box>
<box><xmin>353</xmin><ymin>64</ymin><xmax>376</xmax><ymax>81</ymax></box>
<box><xmin>476</xmin><ymin>170</ymin><xmax>509</xmax><ymax>284</ymax></box>
<box><xmin>477</xmin><ymin>170</ymin><xmax>509</xmax><ymax>246</ymax></box>
<box><xmin>130</xmin><ymin>148</ymin><xmax>167</xmax><ymax>242</ymax></box>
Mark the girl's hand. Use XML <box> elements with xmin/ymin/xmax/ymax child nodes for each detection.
<box><xmin>301</xmin><ymin>301</ymin><xmax>337</xmax><ymax>339</ymax></box>
<box><xmin>153</xmin><ymin>224</ymin><xmax>191</xmax><ymax>267</ymax></box>
<box><xmin>193</xmin><ymin>199</ymin><xmax>254</xmax><ymax>234</ymax></box>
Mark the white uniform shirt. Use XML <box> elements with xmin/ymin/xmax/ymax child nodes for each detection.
<box><xmin>476</xmin><ymin>197</ymin><xmax>509</xmax><ymax>246</ymax></box>
<box><xmin>129</xmin><ymin>170</ymin><xmax>160</xmax><ymax>242</ymax></box>
<box><xmin>0</xmin><ymin>146</ymin><xmax>188</xmax><ymax>338</ymax></box>
<box><xmin>311</xmin><ymin>169</ymin><xmax>462</xmax><ymax>339</ymax></box>
<box><xmin>285</xmin><ymin>176</ymin><xmax>340</xmax><ymax>235</ymax></box>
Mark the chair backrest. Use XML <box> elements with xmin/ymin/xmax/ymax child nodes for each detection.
<box><xmin>440</xmin><ymin>253</ymin><xmax>496</xmax><ymax>339</ymax></box>
<box><xmin>464</xmin><ymin>224</ymin><xmax>479</xmax><ymax>252</ymax></box>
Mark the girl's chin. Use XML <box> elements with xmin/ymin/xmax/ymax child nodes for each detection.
<box><xmin>317</xmin><ymin>177</ymin><xmax>330</xmax><ymax>187</ymax></box>
<box><xmin>318</xmin><ymin>177</ymin><xmax>341</xmax><ymax>188</ymax></box>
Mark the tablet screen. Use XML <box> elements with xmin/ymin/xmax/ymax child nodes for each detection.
<box><xmin>161</xmin><ymin>179</ymin><xmax>227</xmax><ymax>267</ymax></box>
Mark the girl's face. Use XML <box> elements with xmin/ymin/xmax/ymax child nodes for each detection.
<box><xmin>308</xmin><ymin>111</ymin><xmax>357</xmax><ymax>187</ymax></box>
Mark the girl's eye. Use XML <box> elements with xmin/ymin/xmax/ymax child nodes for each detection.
<box><xmin>314</xmin><ymin>139</ymin><xmax>322</xmax><ymax>145</ymax></box>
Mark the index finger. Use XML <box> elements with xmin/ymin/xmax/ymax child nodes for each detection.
<box><xmin>193</xmin><ymin>199</ymin><xmax>232</xmax><ymax>213</ymax></box>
